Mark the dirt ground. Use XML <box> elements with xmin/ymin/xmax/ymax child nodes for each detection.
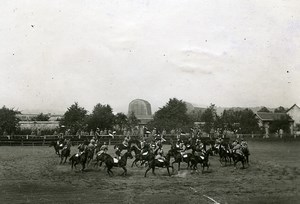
<box><xmin>0</xmin><ymin>141</ymin><xmax>299</xmax><ymax>204</ymax></box>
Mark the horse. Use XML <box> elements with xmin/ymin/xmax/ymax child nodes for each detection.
<box><xmin>49</xmin><ymin>141</ymin><xmax>63</xmax><ymax>156</ymax></box>
<box><xmin>100</xmin><ymin>151</ymin><xmax>133</xmax><ymax>176</ymax></box>
<box><xmin>130</xmin><ymin>145</ymin><xmax>154</xmax><ymax>167</ymax></box>
<box><xmin>232</xmin><ymin>151</ymin><xmax>246</xmax><ymax>169</ymax></box>
<box><xmin>144</xmin><ymin>153</ymin><xmax>173</xmax><ymax>177</ymax></box>
<box><xmin>86</xmin><ymin>147</ymin><xmax>95</xmax><ymax>166</ymax></box>
<box><xmin>241</xmin><ymin>146</ymin><xmax>250</xmax><ymax>164</ymax></box>
<box><xmin>218</xmin><ymin>145</ymin><xmax>232</xmax><ymax>166</ymax></box>
<box><xmin>94</xmin><ymin>151</ymin><xmax>110</xmax><ymax>169</ymax></box>
<box><xmin>190</xmin><ymin>149</ymin><xmax>212</xmax><ymax>173</ymax></box>
<box><xmin>167</xmin><ymin>147</ymin><xmax>192</xmax><ymax>171</ymax></box>
<box><xmin>60</xmin><ymin>140</ymin><xmax>72</xmax><ymax>164</ymax></box>
<box><xmin>69</xmin><ymin>150</ymin><xmax>88</xmax><ymax>171</ymax></box>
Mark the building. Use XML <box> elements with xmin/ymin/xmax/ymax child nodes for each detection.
<box><xmin>16</xmin><ymin>113</ymin><xmax>63</xmax><ymax>130</ymax></box>
<box><xmin>286</xmin><ymin>104</ymin><xmax>300</xmax><ymax>129</ymax></box>
<box><xmin>128</xmin><ymin>99</ymin><xmax>153</xmax><ymax>125</ymax></box>
<box><xmin>256</xmin><ymin>112</ymin><xmax>294</xmax><ymax>136</ymax></box>
<box><xmin>19</xmin><ymin>121</ymin><xmax>60</xmax><ymax>130</ymax></box>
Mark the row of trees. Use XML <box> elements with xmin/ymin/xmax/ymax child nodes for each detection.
<box><xmin>147</xmin><ymin>99</ymin><xmax>260</xmax><ymax>134</ymax></box>
<box><xmin>0</xmin><ymin>99</ymin><xmax>292</xmax><ymax>136</ymax></box>
<box><xmin>59</xmin><ymin>102</ymin><xmax>140</xmax><ymax>135</ymax></box>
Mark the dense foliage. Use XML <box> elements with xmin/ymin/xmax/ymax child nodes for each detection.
<box><xmin>149</xmin><ymin>98</ymin><xmax>191</xmax><ymax>132</ymax></box>
<box><xmin>59</xmin><ymin>102</ymin><xmax>88</xmax><ymax>135</ymax></box>
<box><xmin>0</xmin><ymin>106</ymin><xmax>20</xmax><ymax>135</ymax></box>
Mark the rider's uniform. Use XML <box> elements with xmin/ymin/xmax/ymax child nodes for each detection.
<box><xmin>232</xmin><ymin>143</ymin><xmax>244</xmax><ymax>156</ymax></box>
<box><xmin>122</xmin><ymin>137</ymin><xmax>129</xmax><ymax>147</ymax></box>
<box><xmin>99</xmin><ymin>144</ymin><xmax>108</xmax><ymax>154</ymax></box>
<box><xmin>77</xmin><ymin>143</ymin><xmax>87</xmax><ymax>156</ymax></box>
<box><xmin>155</xmin><ymin>148</ymin><xmax>165</xmax><ymax>161</ymax></box>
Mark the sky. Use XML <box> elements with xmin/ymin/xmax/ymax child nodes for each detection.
<box><xmin>0</xmin><ymin>0</ymin><xmax>300</xmax><ymax>114</ymax></box>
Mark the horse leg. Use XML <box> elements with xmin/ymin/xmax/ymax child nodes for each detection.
<box><xmin>131</xmin><ymin>159</ymin><xmax>137</xmax><ymax>168</ymax></box>
<box><xmin>178</xmin><ymin>162</ymin><xmax>181</xmax><ymax>171</ymax></box>
<box><xmin>144</xmin><ymin>167</ymin><xmax>151</xmax><ymax>177</ymax></box>
<box><xmin>167</xmin><ymin>167</ymin><xmax>171</xmax><ymax>176</ymax></box>
<box><xmin>152</xmin><ymin>166</ymin><xmax>156</xmax><ymax>176</ymax></box>
<box><xmin>121</xmin><ymin>166</ymin><xmax>127</xmax><ymax>176</ymax></box>
<box><xmin>81</xmin><ymin>163</ymin><xmax>86</xmax><ymax>172</ymax></box>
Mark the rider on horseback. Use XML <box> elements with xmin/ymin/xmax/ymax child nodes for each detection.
<box><xmin>154</xmin><ymin>143</ymin><xmax>165</xmax><ymax>162</ymax></box>
<box><xmin>232</xmin><ymin>141</ymin><xmax>244</xmax><ymax>156</ymax></box>
<box><xmin>122</xmin><ymin>136</ymin><xmax>130</xmax><ymax>147</ymax></box>
<box><xmin>77</xmin><ymin>140</ymin><xmax>88</xmax><ymax>157</ymax></box>
<box><xmin>99</xmin><ymin>142</ymin><xmax>108</xmax><ymax>154</ymax></box>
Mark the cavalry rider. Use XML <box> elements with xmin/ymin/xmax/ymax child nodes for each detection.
<box><xmin>195</xmin><ymin>139</ymin><xmax>205</xmax><ymax>154</ymax></box>
<box><xmin>240</xmin><ymin>138</ymin><xmax>250</xmax><ymax>154</ymax></box>
<box><xmin>141</xmin><ymin>140</ymin><xmax>150</xmax><ymax>154</ymax></box>
<box><xmin>122</xmin><ymin>135</ymin><xmax>130</xmax><ymax>148</ymax></box>
<box><xmin>154</xmin><ymin>143</ymin><xmax>165</xmax><ymax>161</ymax></box>
<box><xmin>77</xmin><ymin>140</ymin><xmax>89</xmax><ymax>156</ymax></box>
<box><xmin>98</xmin><ymin>142</ymin><xmax>108</xmax><ymax>155</ymax></box>
<box><xmin>232</xmin><ymin>140</ymin><xmax>244</xmax><ymax>156</ymax></box>
<box><xmin>87</xmin><ymin>137</ymin><xmax>96</xmax><ymax>152</ymax></box>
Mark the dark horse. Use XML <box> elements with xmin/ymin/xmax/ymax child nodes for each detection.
<box><xmin>168</xmin><ymin>147</ymin><xmax>192</xmax><ymax>171</ymax></box>
<box><xmin>190</xmin><ymin>149</ymin><xmax>212</xmax><ymax>173</ymax></box>
<box><xmin>49</xmin><ymin>141</ymin><xmax>63</xmax><ymax>156</ymax></box>
<box><xmin>86</xmin><ymin>147</ymin><xmax>95</xmax><ymax>166</ymax></box>
<box><xmin>100</xmin><ymin>151</ymin><xmax>133</xmax><ymax>176</ymax></box>
<box><xmin>232</xmin><ymin>152</ymin><xmax>246</xmax><ymax>169</ymax></box>
<box><xmin>130</xmin><ymin>144</ymin><xmax>154</xmax><ymax>167</ymax></box>
<box><xmin>241</xmin><ymin>147</ymin><xmax>250</xmax><ymax>164</ymax></box>
<box><xmin>144</xmin><ymin>154</ymin><xmax>173</xmax><ymax>177</ymax></box>
<box><xmin>69</xmin><ymin>151</ymin><xmax>88</xmax><ymax>171</ymax></box>
<box><xmin>60</xmin><ymin>141</ymin><xmax>72</xmax><ymax>164</ymax></box>
<box><xmin>218</xmin><ymin>145</ymin><xmax>232</xmax><ymax>166</ymax></box>
<box><xmin>114</xmin><ymin>139</ymin><xmax>141</xmax><ymax>157</ymax></box>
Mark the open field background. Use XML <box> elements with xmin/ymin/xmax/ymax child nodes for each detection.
<box><xmin>0</xmin><ymin>141</ymin><xmax>299</xmax><ymax>204</ymax></box>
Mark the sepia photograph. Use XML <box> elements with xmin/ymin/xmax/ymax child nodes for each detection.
<box><xmin>0</xmin><ymin>0</ymin><xmax>299</xmax><ymax>203</ymax></box>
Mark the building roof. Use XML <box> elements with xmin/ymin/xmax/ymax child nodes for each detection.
<box><xmin>286</xmin><ymin>104</ymin><xmax>300</xmax><ymax>113</ymax></box>
<box><xmin>256</xmin><ymin>112</ymin><xmax>294</xmax><ymax>122</ymax></box>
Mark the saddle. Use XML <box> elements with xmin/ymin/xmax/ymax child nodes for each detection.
<box><xmin>157</xmin><ymin>159</ymin><xmax>165</xmax><ymax>163</ymax></box>
<box><xmin>181</xmin><ymin>152</ymin><xmax>188</xmax><ymax>158</ymax></box>
<box><xmin>142</xmin><ymin>151</ymin><xmax>148</xmax><ymax>156</ymax></box>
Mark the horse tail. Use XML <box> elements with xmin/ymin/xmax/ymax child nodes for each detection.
<box><xmin>114</xmin><ymin>145</ymin><xmax>117</xmax><ymax>149</ymax></box>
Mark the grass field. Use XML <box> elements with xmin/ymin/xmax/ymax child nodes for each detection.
<box><xmin>0</xmin><ymin>141</ymin><xmax>299</xmax><ymax>204</ymax></box>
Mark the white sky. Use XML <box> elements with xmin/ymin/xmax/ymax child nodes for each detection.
<box><xmin>0</xmin><ymin>0</ymin><xmax>300</xmax><ymax>114</ymax></box>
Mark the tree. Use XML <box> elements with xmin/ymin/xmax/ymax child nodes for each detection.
<box><xmin>258</xmin><ymin>107</ymin><xmax>270</xmax><ymax>112</ymax></box>
<box><xmin>0</xmin><ymin>106</ymin><xmax>20</xmax><ymax>135</ymax></box>
<box><xmin>239</xmin><ymin>109</ymin><xmax>259</xmax><ymax>133</ymax></box>
<box><xmin>60</xmin><ymin>102</ymin><xmax>88</xmax><ymax>135</ymax></box>
<box><xmin>220</xmin><ymin>108</ymin><xmax>259</xmax><ymax>134</ymax></box>
<box><xmin>88</xmin><ymin>103</ymin><xmax>115</xmax><ymax>131</ymax></box>
<box><xmin>149</xmin><ymin>98</ymin><xmax>190</xmax><ymax>132</ymax></box>
<box><xmin>32</xmin><ymin>113</ymin><xmax>50</xmax><ymax>121</ymax></box>
<box><xmin>274</xmin><ymin>106</ymin><xmax>286</xmax><ymax>113</ymax></box>
<box><xmin>114</xmin><ymin>112</ymin><xmax>128</xmax><ymax>131</ymax></box>
<box><xmin>269</xmin><ymin>115</ymin><xmax>292</xmax><ymax>133</ymax></box>
<box><xmin>188</xmin><ymin>109</ymin><xmax>203</xmax><ymax>124</ymax></box>
<box><xmin>127</xmin><ymin>111</ymin><xmax>140</xmax><ymax>130</ymax></box>
<box><xmin>201</xmin><ymin>104</ymin><xmax>217</xmax><ymax>133</ymax></box>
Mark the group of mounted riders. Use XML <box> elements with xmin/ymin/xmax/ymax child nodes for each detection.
<box><xmin>50</xmin><ymin>129</ymin><xmax>250</xmax><ymax>176</ymax></box>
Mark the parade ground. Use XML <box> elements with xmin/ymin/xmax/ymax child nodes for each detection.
<box><xmin>0</xmin><ymin>141</ymin><xmax>299</xmax><ymax>204</ymax></box>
